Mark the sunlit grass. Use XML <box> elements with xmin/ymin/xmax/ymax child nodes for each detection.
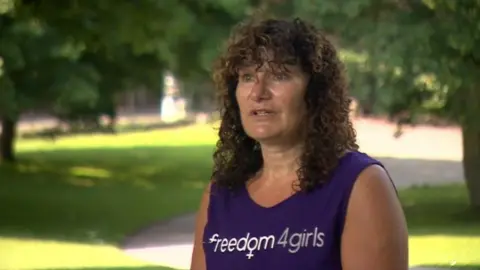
<box><xmin>409</xmin><ymin>235</ymin><xmax>480</xmax><ymax>267</ymax></box>
<box><xmin>400</xmin><ymin>185</ymin><xmax>480</xmax><ymax>267</ymax></box>
<box><xmin>16</xmin><ymin>124</ymin><xmax>218</xmax><ymax>152</ymax></box>
<box><xmin>0</xmin><ymin>237</ymin><xmax>157</xmax><ymax>270</ymax></box>
<box><xmin>0</xmin><ymin>123</ymin><xmax>479</xmax><ymax>269</ymax></box>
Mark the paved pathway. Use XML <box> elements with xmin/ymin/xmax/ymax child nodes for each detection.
<box><xmin>121</xmin><ymin>118</ymin><xmax>464</xmax><ymax>269</ymax></box>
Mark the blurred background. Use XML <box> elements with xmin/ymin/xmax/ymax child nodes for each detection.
<box><xmin>0</xmin><ymin>0</ymin><xmax>479</xmax><ymax>269</ymax></box>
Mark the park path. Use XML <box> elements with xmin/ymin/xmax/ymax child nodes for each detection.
<box><xmin>121</xmin><ymin>117</ymin><xmax>464</xmax><ymax>269</ymax></box>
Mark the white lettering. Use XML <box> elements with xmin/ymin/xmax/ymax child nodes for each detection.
<box><xmin>305</xmin><ymin>232</ymin><xmax>314</xmax><ymax>246</ymax></box>
<box><xmin>316</xmin><ymin>231</ymin><xmax>325</xmax><ymax>247</ymax></box>
<box><xmin>246</xmin><ymin>237</ymin><xmax>259</xmax><ymax>258</ymax></box>
<box><xmin>277</xmin><ymin>227</ymin><xmax>289</xmax><ymax>247</ymax></box>
<box><xmin>237</xmin><ymin>233</ymin><xmax>249</xmax><ymax>251</ymax></box>
<box><xmin>206</xmin><ymin>226</ymin><xmax>327</xmax><ymax>258</ymax></box>
<box><xmin>228</xmin><ymin>238</ymin><xmax>237</xmax><ymax>252</ymax></box>
<box><xmin>220</xmin><ymin>238</ymin><xmax>228</xmax><ymax>252</ymax></box>
<box><xmin>259</xmin><ymin>235</ymin><xmax>275</xmax><ymax>249</ymax></box>
<box><xmin>288</xmin><ymin>232</ymin><xmax>302</xmax><ymax>253</ymax></box>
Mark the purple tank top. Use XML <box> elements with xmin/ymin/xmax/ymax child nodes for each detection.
<box><xmin>203</xmin><ymin>151</ymin><xmax>386</xmax><ymax>270</ymax></box>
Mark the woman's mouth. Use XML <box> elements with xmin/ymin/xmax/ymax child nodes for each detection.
<box><xmin>250</xmin><ymin>108</ymin><xmax>276</xmax><ymax>116</ymax></box>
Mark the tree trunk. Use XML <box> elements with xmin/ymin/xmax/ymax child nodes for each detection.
<box><xmin>462</xmin><ymin>124</ymin><xmax>480</xmax><ymax>210</ymax></box>
<box><xmin>362</xmin><ymin>73</ymin><xmax>377</xmax><ymax>116</ymax></box>
<box><xmin>0</xmin><ymin>117</ymin><xmax>17</xmax><ymax>163</ymax></box>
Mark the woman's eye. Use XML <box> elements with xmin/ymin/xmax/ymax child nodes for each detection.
<box><xmin>273</xmin><ymin>73</ymin><xmax>289</xmax><ymax>81</ymax></box>
<box><xmin>240</xmin><ymin>74</ymin><xmax>254</xmax><ymax>82</ymax></box>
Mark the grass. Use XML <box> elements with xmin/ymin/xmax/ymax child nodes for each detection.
<box><xmin>400</xmin><ymin>185</ymin><xmax>480</xmax><ymax>268</ymax></box>
<box><xmin>0</xmin><ymin>123</ymin><xmax>479</xmax><ymax>269</ymax></box>
<box><xmin>0</xmin><ymin>124</ymin><xmax>217</xmax><ymax>270</ymax></box>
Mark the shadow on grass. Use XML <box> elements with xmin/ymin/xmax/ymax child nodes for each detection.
<box><xmin>0</xmin><ymin>145</ymin><xmax>215</xmax><ymax>245</ymax></box>
<box><xmin>399</xmin><ymin>183</ymin><xmax>480</xmax><ymax>237</ymax></box>
<box><xmin>0</xmin><ymin>145</ymin><xmax>479</xmax><ymax>248</ymax></box>
<box><xmin>19</xmin><ymin>119</ymin><xmax>196</xmax><ymax>140</ymax></box>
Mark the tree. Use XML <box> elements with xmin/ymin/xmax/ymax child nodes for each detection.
<box><xmin>289</xmin><ymin>0</ymin><xmax>480</xmax><ymax>208</ymax></box>
<box><xmin>0</xmin><ymin>0</ymin><xmax>254</xmax><ymax>162</ymax></box>
<box><xmin>1</xmin><ymin>5</ymin><xmax>91</xmax><ymax>161</ymax></box>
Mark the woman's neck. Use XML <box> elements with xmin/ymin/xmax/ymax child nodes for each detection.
<box><xmin>259</xmin><ymin>142</ymin><xmax>304</xmax><ymax>181</ymax></box>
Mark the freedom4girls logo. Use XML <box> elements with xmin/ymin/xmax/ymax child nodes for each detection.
<box><xmin>206</xmin><ymin>227</ymin><xmax>325</xmax><ymax>259</ymax></box>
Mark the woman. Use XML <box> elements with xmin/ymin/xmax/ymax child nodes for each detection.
<box><xmin>191</xmin><ymin>17</ymin><xmax>408</xmax><ymax>270</ymax></box>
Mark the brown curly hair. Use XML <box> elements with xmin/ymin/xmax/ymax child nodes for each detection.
<box><xmin>211</xmin><ymin>17</ymin><xmax>358</xmax><ymax>192</ymax></box>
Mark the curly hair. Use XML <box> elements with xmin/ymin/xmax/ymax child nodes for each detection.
<box><xmin>211</xmin><ymin>17</ymin><xmax>358</xmax><ymax>192</ymax></box>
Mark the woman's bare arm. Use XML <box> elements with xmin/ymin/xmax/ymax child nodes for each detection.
<box><xmin>190</xmin><ymin>182</ymin><xmax>211</xmax><ymax>270</ymax></box>
<box><xmin>341</xmin><ymin>165</ymin><xmax>409</xmax><ymax>270</ymax></box>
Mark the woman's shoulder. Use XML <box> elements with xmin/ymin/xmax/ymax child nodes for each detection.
<box><xmin>331</xmin><ymin>150</ymin><xmax>398</xmax><ymax>229</ymax></box>
<box><xmin>328</xmin><ymin>150</ymin><xmax>395</xmax><ymax>209</ymax></box>
<box><xmin>334</xmin><ymin>150</ymin><xmax>385</xmax><ymax>178</ymax></box>
<box><xmin>341</xmin><ymin>156</ymin><xmax>408</xmax><ymax>269</ymax></box>
<box><xmin>340</xmin><ymin>150</ymin><xmax>380</xmax><ymax>163</ymax></box>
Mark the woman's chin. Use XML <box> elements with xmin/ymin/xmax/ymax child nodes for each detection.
<box><xmin>246</xmin><ymin>129</ymin><xmax>281</xmax><ymax>142</ymax></box>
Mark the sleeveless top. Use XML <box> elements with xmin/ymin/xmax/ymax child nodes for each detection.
<box><xmin>202</xmin><ymin>151</ymin><xmax>388</xmax><ymax>270</ymax></box>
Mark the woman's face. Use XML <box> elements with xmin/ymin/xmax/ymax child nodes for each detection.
<box><xmin>235</xmin><ymin>62</ymin><xmax>309</xmax><ymax>145</ymax></box>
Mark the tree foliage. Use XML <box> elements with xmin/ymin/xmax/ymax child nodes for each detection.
<box><xmin>287</xmin><ymin>0</ymin><xmax>480</xmax><ymax>208</ymax></box>
<box><xmin>0</xmin><ymin>0</ymin><xmax>255</xmax><ymax>162</ymax></box>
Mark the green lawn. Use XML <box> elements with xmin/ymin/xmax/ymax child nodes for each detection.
<box><xmin>400</xmin><ymin>185</ymin><xmax>480</xmax><ymax>268</ymax></box>
<box><xmin>0</xmin><ymin>124</ymin><xmax>479</xmax><ymax>269</ymax></box>
<box><xmin>0</xmin><ymin>124</ymin><xmax>217</xmax><ymax>270</ymax></box>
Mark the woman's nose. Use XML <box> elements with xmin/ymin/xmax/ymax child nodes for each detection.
<box><xmin>249</xmin><ymin>74</ymin><xmax>271</xmax><ymax>101</ymax></box>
